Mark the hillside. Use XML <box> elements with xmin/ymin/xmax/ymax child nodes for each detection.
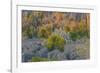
<box><xmin>22</xmin><ymin>10</ymin><xmax>90</xmax><ymax>62</ymax></box>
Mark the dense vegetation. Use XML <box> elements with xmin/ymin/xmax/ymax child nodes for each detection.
<box><xmin>22</xmin><ymin>10</ymin><xmax>90</xmax><ymax>62</ymax></box>
<box><xmin>45</xmin><ymin>34</ymin><xmax>66</xmax><ymax>52</ymax></box>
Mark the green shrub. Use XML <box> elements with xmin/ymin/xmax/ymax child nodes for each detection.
<box><xmin>45</xmin><ymin>34</ymin><xmax>66</xmax><ymax>52</ymax></box>
<box><xmin>25</xmin><ymin>26</ymin><xmax>34</xmax><ymax>38</ymax></box>
<box><xmin>22</xmin><ymin>25</ymin><xmax>37</xmax><ymax>39</ymax></box>
<box><xmin>69</xmin><ymin>30</ymin><xmax>89</xmax><ymax>41</ymax></box>
<box><xmin>31</xmin><ymin>57</ymin><xmax>49</xmax><ymax>62</ymax></box>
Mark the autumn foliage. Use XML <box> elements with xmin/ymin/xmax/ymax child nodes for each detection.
<box><xmin>22</xmin><ymin>10</ymin><xmax>90</xmax><ymax>62</ymax></box>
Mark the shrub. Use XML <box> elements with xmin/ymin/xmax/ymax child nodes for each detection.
<box><xmin>75</xmin><ymin>46</ymin><xmax>90</xmax><ymax>59</ymax></box>
<box><xmin>38</xmin><ymin>25</ymin><xmax>52</xmax><ymax>38</ymax></box>
<box><xmin>64</xmin><ymin>25</ymin><xmax>71</xmax><ymax>33</ymax></box>
<box><xmin>69</xmin><ymin>29</ymin><xmax>89</xmax><ymax>41</ymax></box>
<box><xmin>75</xmin><ymin>39</ymin><xmax>90</xmax><ymax>59</ymax></box>
<box><xmin>25</xmin><ymin>26</ymin><xmax>34</xmax><ymax>38</ymax></box>
<box><xmin>45</xmin><ymin>34</ymin><xmax>66</xmax><ymax>52</ymax></box>
<box><xmin>31</xmin><ymin>57</ymin><xmax>49</xmax><ymax>62</ymax></box>
<box><xmin>23</xmin><ymin>25</ymin><xmax>38</xmax><ymax>39</ymax></box>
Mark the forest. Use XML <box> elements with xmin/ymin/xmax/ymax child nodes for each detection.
<box><xmin>22</xmin><ymin>10</ymin><xmax>90</xmax><ymax>62</ymax></box>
